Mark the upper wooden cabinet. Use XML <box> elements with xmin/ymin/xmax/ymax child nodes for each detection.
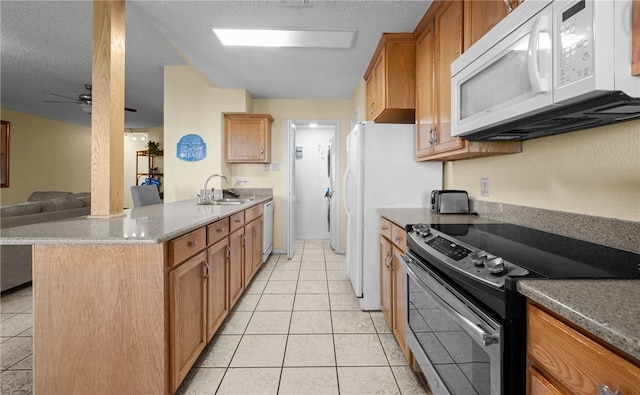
<box><xmin>463</xmin><ymin>0</ymin><xmax>519</xmax><ymax>51</ymax></box>
<box><xmin>413</xmin><ymin>0</ymin><xmax>522</xmax><ymax>161</ymax></box>
<box><xmin>364</xmin><ymin>33</ymin><xmax>416</xmax><ymax>124</ymax></box>
<box><xmin>224</xmin><ymin>113</ymin><xmax>273</xmax><ymax>163</ymax></box>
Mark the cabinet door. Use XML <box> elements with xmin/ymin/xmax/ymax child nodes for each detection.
<box><xmin>228</xmin><ymin>228</ymin><xmax>244</xmax><ymax>308</ymax></box>
<box><xmin>528</xmin><ymin>303</ymin><xmax>640</xmax><ymax>394</ymax></box>
<box><xmin>372</xmin><ymin>54</ymin><xmax>386</xmax><ymax>121</ymax></box>
<box><xmin>169</xmin><ymin>251</ymin><xmax>207</xmax><ymax>392</ymax></box>
<box><xmin>392</xmin><ymin>246</ymin><xmax>409</xmax><ymax>360</ymax></box>
<box><xmin>243</xmin><ymin>221</ymin><xmax>255</xmax><ymax>286</ymax></box>
<box><xmin>379</xmin><ymin>235</ymin><xmax>393</xmax><ymax>328</ymax></box>
<box><xmin>434</xmin><ymin>1</ymin><xmax>466</xmax><ymax>154</ymax></box>
<box><xmin>225</xmin><ymin>114</ymin><xmax>273</xmax><ymax>163</ymax></box>
<box><xmin>252</xmin><ymin>216</ymin><xmax>263</xmax><ymax>274</ymax></box>
<box><xmin>365</xmin><ymin>72</ymin><xmax>376</xmax><ymax>121</ymax></box>
<box><xmin>206</xmin><ymin>238</ymin><xmax>229</xmax><ymax>341</ymax></box>
<box><xmin>464</xmin><ymin>0</ymin><xmax>515</xmax><ymax>51</ymax></box>
<box><xmin>415</xmin><ymin>19</ymin><xmax>436</xmax><ymax>159</ymax></box>
<box><xmin>529</xmin><ymin>367</ymin><xmax>564</xmax><ymax>395</ymax></box>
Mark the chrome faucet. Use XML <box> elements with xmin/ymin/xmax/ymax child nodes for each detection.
<box><xmin>200</xmin><ymin>174</ymin><xmax>228</xmax><ymax>202</ymax></box>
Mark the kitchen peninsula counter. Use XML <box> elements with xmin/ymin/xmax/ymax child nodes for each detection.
<box><xmin>1</xmin><ymin>195</ymin><xmax>272</xmax><ymax>395</ymax></box>
<box><xmin>0</xmin><ymin>196</ymin><xmax>273</xmax><ymax>245</ymax></box>
<box><xmin>377</xmin><ymin>208</ymin><xmax>640</xmax><ymax>363</ymax></box>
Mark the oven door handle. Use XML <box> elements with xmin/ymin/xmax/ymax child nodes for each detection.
<box><xmin>400</xmin><ymin>253</ymin><xmax>500</xmax><ymax>347</ymax></box>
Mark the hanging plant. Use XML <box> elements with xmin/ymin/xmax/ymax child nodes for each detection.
<box><xmin>148</xmin><ymin>141</ymin><xmax>160</xmax><ymax>156</ymax></box>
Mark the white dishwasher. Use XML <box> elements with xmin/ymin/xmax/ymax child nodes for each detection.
<box><xmin>262</xmin><ymin>200</ymin><xmax>274</xmax><ymax>263</ymax></box>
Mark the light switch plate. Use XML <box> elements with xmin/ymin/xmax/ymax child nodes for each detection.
<box><xmin>481</xmin><ymin>178</ymin><xmax>490</xmax><ymax>197</ymax></box>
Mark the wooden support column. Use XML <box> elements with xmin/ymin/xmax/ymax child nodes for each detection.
<box><xmin>91</xmin><ymin>0</ymin><xmax>125</xmax><ymax>217</ymax></box>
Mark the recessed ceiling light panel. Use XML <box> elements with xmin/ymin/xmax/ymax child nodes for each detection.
<box><xmin>212</xmin><ymin>27</ymin><xmax>356</xmax><ymax>49</ymax></box>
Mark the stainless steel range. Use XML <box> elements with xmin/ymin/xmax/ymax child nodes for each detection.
<box><xmin>401</xmin><ymin>222</ymin><xmax>639</xmax><ymax>395</ymax></box>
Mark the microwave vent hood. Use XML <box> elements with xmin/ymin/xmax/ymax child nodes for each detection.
<box><xmin>463</xmin><ymin>92</ymin><xmax>640</xmax><ymax>141</ymax></box>
<box><xmin>450</xmin><ymin>0</ymin><xmax>640</xmax><ymax>142</ymax></box>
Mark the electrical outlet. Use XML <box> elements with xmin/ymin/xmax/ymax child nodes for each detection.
<box><xmin>481</xmin><ymin>178</ymin><xmax>490</xmax><ymax>197</ymax></box>
<box><xmin>263</xmin><ymin>164</ymin><xmax>270</xmax><ymax>172</ymax></box>
<box><xmin>234</xmin><ymin>178</ymin><xmax>248</xmax><ymax>187</ymax></box>
<box><xmin>271</xmin><ymin>163</ymin><xmax>280</xmax><ymax>171</ymax></box>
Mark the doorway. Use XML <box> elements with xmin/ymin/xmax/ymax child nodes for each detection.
<box><xmin>284</xmin><ymin>120</ymin><xmax>340</xmax><ymax>258</ymax></box>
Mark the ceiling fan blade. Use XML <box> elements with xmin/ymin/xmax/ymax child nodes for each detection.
<box><xmin>42</xmin><ymin>100</ymin><xmax>80</xmax><ymax>104</ymax></box>
<box><xmin>43</xmin><ymin>92</ymin><xmax>81</xmax><ymax>102</ymax></box>
<box><xmin>125</xmin><ymin>107</ymin><xmax>138</xmax><ymax>112</ymax></box>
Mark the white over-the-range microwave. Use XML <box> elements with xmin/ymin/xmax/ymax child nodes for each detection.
<box><xmin>451</xmin><ymin>0</ymin><xmax>640</xmax><ymax>141</ymax></box>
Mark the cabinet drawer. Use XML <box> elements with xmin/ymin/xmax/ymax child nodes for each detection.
<box><xmin>245</xmin><ymin>204</ymin><xmax>263</xmax><ymax>223</ymax></box>
<box><xmin>229</xmin><ymin>212</ymin><xmax>245</xmax><ymax>232</ymax></box>
<box><xmin>169</xmin><ymin>227</ymin><xmax>206</xmax><ymax>267</ymax></box>
<box><xmin>207</xmin><ymin>218</ymin><xmax>229</xmax><ymax>245</ymax></box>
<box><xmin>379</xmin><ymin>218</ymin><xmax>392</xmax><ymax>240</ymax></box>
<box><xmin>391</xmin><ymin>224</ymin><xmax>406</xmax><ymax>250</ymax></box>
<box><xmin>527</xmin><ymin>303</ymin><xmax>640</xmax><ymax>394</ymax></box>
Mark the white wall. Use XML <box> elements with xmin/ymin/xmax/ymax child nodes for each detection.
<box><xmin>163</xmin><ymin>66</ymin><xmax>249</xmax><ymax>202</ymax></box>
<box><xmin>0</xmin><ymin>109</ymin><xmax>91</xmax><ymax>204</ymax></box>
<box><xmin>445</xmin><ymin>118</ymin><xmax>640</xmax><ymax>221</ymax></box>
<box><xmin>164</xmin><ymin>66</ymin><xmax>355</xmax><ymax>251</ymax></box>
<box><xmin>294</xmin><ymin>127</ymin><xmax>334</xmax><ymax>239</ymax></box>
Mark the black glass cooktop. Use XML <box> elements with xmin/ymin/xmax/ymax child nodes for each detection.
<box><xmin>430</xmin><ymin>223</ymin><xmax>640</xmax><ymax>279</ymax></box>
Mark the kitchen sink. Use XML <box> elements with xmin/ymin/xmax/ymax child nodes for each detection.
<box><xmin>197</xmin><ymin>197</ymin><xmax>253</xmax><ymax>206</ymax></box>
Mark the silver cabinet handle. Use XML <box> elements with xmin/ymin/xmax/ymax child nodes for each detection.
<box><xmin>204</xmin><ymin>260</ymin><xmax>210</xmax><ymax>280</ymax></box>
<box><xmin>187</xmin><ymin>240</ymin><xmax>198</xmax><ymax>248</ymax></box>
<box><xmin>503</xmin><ymin>0</ymin><xmax>513</xmax><ymax>13</ymax></box>
<box><xmin>598</xmin><ymin>385</ymin><xmax>622</xmax><ymax>395</ymax></box>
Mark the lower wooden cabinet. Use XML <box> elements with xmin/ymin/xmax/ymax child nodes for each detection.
<box><xmin>391</xmin><ymin>246</ymin><xmax>408</xmax><ymax>354</ymax></box>
<box><xmin>251</xmin><ymin>216</ymin><xmax>263</xmax><ymax>275</ymax></box>
<box><xmin>527</xmin><ymin>302</ymin><xmax>640</xmax><ymax>395</ymax></box>
<box><xmin>379</xmin><ymin>235</ymin><xmax>393</xmax><ymax>326</ymax></box>
<box><xmin>244</xmin><ymin>205</ymin><xmax>263</xmax><ymax>284</ymax></box>
<box><xmin>379</xmin><ymin>217</ymin><xmax>411</xmax><ymax>362</ymax></box>
<box><xmin>169</xmin><ymin>251</ymin><xmax>207</xmax><ymax>393</ymax></box>
<box><xmin>228</xmin><ymin>227</ymin><xmax>245</xmax><ymax>307</ymax></box>
<box><xmin>206</xmin><ymin>237</ymin><xmax>229</xmax><ymax>341</ymax></box>
<box><xmin>243</xmin><ymin>221</ymin><xmax>255</xmax><ymax>286</ymax></box>
<box><xmin>168</xmin><ymin>203</ymin><xmax>268</xmax><ymax>392</ymax></box>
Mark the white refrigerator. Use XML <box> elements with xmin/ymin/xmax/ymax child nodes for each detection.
<box><xmin>344</xmin><ymin>121</ymin><xmax>442</xmax><ymax>310</ymax></box>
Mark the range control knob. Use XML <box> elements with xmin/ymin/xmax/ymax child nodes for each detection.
<box><xmin>469</xmin><ymin>250</ymin><xmax>487</xmax><ymax>266</ymax></box>
<box><xmin>419</xmin><ymin>228</ymin><xmax>432</xmax><ymax>237</ymax></box>
<box><xmin>486</xmin><ymin>257</ymin><xmax>505</xmax><ymax>274</ymax></box>
<box><xmin>412</xmin><ymin>224</ymin><xmax>431</xmax><ymax>237</ymax></box>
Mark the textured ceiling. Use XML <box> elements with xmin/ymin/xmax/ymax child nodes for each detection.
<box><xmin>1</xmin><ymin>1</ymin><xmax>432</xmax><ymax>129</ymax></box>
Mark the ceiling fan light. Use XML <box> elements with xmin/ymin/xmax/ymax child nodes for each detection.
<box><xmin>212</xmin><ymin>27</ymin><xmax>356</xmax><ymax>49</ymax></box>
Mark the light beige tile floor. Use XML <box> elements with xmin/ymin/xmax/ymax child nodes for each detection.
<box><xmin>0</xmin><ymin>240</ymin><xmax>428</xmax><ymax>395</ymax></box>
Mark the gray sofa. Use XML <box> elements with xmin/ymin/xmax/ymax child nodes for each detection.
<box><xmin>1</xmin><ymin>191</ymin><xmax>91</xmax><ymax>292</ymax></box>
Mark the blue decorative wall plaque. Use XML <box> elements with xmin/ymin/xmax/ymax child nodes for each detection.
<box><xmin>177</xmin><ymin>134</ymin><xmax>206</xmax><ymax>162</ymax></box>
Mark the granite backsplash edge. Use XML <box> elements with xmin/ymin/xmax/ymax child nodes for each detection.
<box><xmin>471</xmin><ymin>199</ymin><xmax>640</xmax><ymax>254</ymax></box>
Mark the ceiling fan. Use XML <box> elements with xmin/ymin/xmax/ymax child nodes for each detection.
<box><xmin>44</xmin><ymin>84</ymin><xmax>137</xmax><ymax>113</ymax></box>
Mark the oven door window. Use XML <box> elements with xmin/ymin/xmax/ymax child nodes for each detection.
<box><xmin>408</xmin><ymin>272</ymin><xmax>501</xmax><ymax>395</ymax></box>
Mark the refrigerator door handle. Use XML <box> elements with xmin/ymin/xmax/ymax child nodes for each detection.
<box><xmin>343</xmin><ymin>167</ymin><xmax>352</xmax><ymax>216</ymax></box>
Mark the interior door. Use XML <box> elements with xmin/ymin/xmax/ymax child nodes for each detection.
<box><xmin>285</xmin><ymin>121</ymin><xmax>296</xmax><ymax>259</ymax></box>
<box><xmin>328</xmin><ymin>134</ymin><xmax>339</xmax><ymax>251</ymax></box>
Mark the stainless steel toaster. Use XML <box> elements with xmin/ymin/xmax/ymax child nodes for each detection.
<box><xmin>430</xmin><ymin>190</ymin><xmax>470</xmax><ymax>214</ymax></box>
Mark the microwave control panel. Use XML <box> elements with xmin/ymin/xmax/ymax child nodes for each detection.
<box><xmin>556</xmin><ymin>0</ymin><xmax>594</xmax><ymax>87</ymax></box>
